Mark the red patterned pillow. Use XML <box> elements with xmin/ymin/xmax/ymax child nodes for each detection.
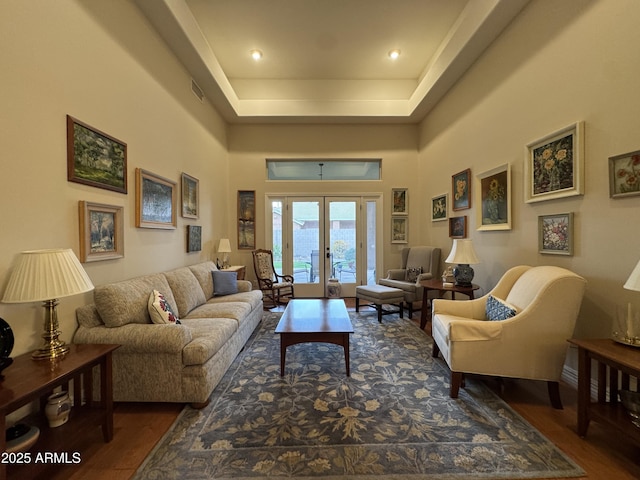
<box><xmin>148</xmin><ymin>290</ymin><xmax>180</xmax><ymax>324</ymax></box>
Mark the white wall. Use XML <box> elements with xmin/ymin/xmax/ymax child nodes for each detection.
<box><xmin>227</xmin><ymin>123</ymin><xmax>419</xmax><ymax>284</ymax></box>
<box><xmin>0</xmin><ymin>0</ymin><xmax>229</xmax><ymax>356</ymax></box>
<box><xmin>418</xmin><ymin>0</ymin><xmax>640</xmax><ymax>367</ymax></box>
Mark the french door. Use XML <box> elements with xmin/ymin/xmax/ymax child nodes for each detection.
<box><xmin>266</xmin><ymin>195</ymin><xmax>381</xmax><ymax>297</ymax></box>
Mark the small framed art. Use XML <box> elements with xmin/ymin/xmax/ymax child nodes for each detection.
<box><xmin>431</xmin><ymin>193</ymin><xmax>448</xmax><ymax>222</ymax></box>
<box><xmin>449</xmin><ymin>216</ymin><xmax>467</xmax><ymax>239</ymax></box>
<box><xmin>525</xmin><ymin>122</ymin><xmax>584</xmax><ymax>203</ymax></box>
<box><xmin>238</xmin><ymin>190</ymin><xmax>256</xmax><ymax>249</ymax></box>
<box><xmin>181</xmin><ymin>173</ymin><xmax>199</xmax><ymax>218</ymax></box>
<box><xmin>538</xmin><ymin>212</ymin><xmax>574</xmax><ymax>255</ymax></box>
<box><xmin>392</xmin><ymin>188</ymin><xmax>408</xmax><ymax>215</ymax></box>
<box><xmin>609</xmin><ymin>149</ymin><xmax>640</xmax><ymax>198</ymax></box>
<box><xmin>391</xmin><ymin>217</ymin><xmax>408</xmax><ymax>243</ymax></box>
<box><xmin>476</xmin><ymin>163</ymin><xmax>511</xmax><ymax>231</ymax></box>
<box><xmin>452</xmin><ymin>169</ymin><xmax>471</xmax><ymax>210</ymax></box>
<box><xmin>187</xmin><ymin>225</ymin><xmax>202</xmax><ymax>253</ymax></box>
<box><xmin>135</xmin><ymin>168</ymin><xmax>177</xmax><ymax>229</ymax></box>
<box><xmin>67</xmin><ymin>115</ymin><xmax>127</xmax><ymax>194</ymax></box>
<box><xmin>78</xmin><ymin>201</ymin><xmax>124</xmax><ymax>262</ymax></box>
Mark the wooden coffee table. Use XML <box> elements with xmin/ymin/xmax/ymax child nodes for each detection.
<box><xmin>275</xmin><ymin>299</ymin><xmax>354</xmax><ymax>376</ymax></box>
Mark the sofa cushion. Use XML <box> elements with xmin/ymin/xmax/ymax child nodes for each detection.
<box><xmin>94</xmin><ymin>273</ymin><xmax>178</xmax><ymax>328</ymax></box>
<box><xmin>181</xmin><ymin>318</ymin><xmax>238</xmax><ymax>366</ymax></box>
<box><xmin>148</xmin><ymin>290</ymin><xmax>180</xmax><ymax>324</ymax></box>
<box><xmin>206</xmin><ymin>290</ymin><xmax>263</xmax><ymax>310</ymax></box>
<box><xmin>212</xmin><ymin>270</ymin><xmax>238</xmax><ymax>296</ymax></box>
<box><xmin>188</xmin><ymin>261</ymin><xmax>218</xmax><ymax>299</ymax></box>
<box><xmin>164</xmin><ymin>267</ymin><xmax>206</xmax><ymax>317</ymax></box>
<box><xmin>485</xmin><ymin>295</ymin><xmax>517</xmax><ymax>321</ymax></box>
<box><xmin>185</xmin><ymin>302</ymin><xmax>252</xmax><ymax>324</ymax></box>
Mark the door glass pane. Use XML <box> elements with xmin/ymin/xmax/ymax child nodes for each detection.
<box><xmin>330</xmin><ymin>202</ymin><xmax>357</xmax><ymax>284</ymax></box>
<box><xmin>292</xmin><ymin>201</ymin><xmax>320</xmax><ymax>284</ymax></box>
<box><xmin>270</xmin><ymin>200</ymin><xmax>283</xmax><ymax>271</ymax></box>
<box><xmin>366</xmin><ymin>201</ymin><xmax>377</xmax><ymax>285</ymax></box>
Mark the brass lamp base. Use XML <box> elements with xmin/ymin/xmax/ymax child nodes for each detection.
<box><xmin>32</xmin><ymin>299</ymin><xmax>70</xmax><ymax>360</ymax></box>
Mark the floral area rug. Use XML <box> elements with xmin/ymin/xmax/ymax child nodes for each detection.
<box><xmin>133</xmin><ymin>311</ymin><xmax>584</xmax><ymax>479</ymax></box>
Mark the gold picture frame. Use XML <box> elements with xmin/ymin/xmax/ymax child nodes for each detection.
<box><xmin>78</xmin><ymin>201</ymin><xmax>124</xmax><ymax>262</ymax></box>
<box><xmin>181</xmin><ymin>172</ymin><xmax>199</xmax><ymax>218</ymax></box>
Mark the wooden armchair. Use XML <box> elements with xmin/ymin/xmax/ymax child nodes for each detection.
<box><xmin>252</xmin><ymin>249</ymin><xmax>294</xmax><ymax>308</ymax></box>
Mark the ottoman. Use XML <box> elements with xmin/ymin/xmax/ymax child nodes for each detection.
<box><xmin>355</xmin><ymin>285</ymin><xmax>404</xmax><ymax>323</ymax></box>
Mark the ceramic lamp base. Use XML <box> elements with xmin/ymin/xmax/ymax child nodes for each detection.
<box><xmin>453</xmin><ymin>264</ymin><xmax>474</xmax><ymax>287</ymax></box>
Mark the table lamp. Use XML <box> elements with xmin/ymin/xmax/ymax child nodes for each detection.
<box><xmin>444</xmin><ymin>239</ymin><xmax>480</xmax><ymax>287</ymax></box>
<box><xmin>217</xmin><ymin>238</ymin><xmax>232</xmax><ymax>268</ymax></box>
<box><xmin>621</xmin><ymin>258</ymin><xmax>640</xmax><ymax>345</ymax></box>
<box><xmin>2</xmin><ymin>249</ymin><xmax>94</xmax><ymax>360</ymax></box>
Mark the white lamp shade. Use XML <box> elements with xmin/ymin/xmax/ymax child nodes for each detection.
<box><xmin>624</xmin><ymin>259</ymin><xmax>640</xmax><ymax>292</ymax></box>
<box><xmin>217</xmin><ymin>238</ymin><xmax>232</xmax><ymax>253</ymax></box>
<box><xmin>445</xmin><ymin>239</ymin><xmax>480</xmax><ymax>265</ymax></box>
<box><xmin>2</xmin><ymin>249</ymin><xmax>94</xmax><ymax>303</ymax></box>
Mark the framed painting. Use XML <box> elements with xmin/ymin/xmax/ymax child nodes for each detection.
<box><xmin>181</xmin><ymin>173</ymin><xmax>199</xmax><ymax>218</ymax></box>
<box><xmin>609</xmin><ymin>149</ymin><xmax>640</xmax><ymax>198</ymax></box>
<box><xmin>431</xmin><ymin>193</ymin><xmax>448</xmax><ymax>222</ymax></box>
<box><xmin>452</xmin><ymin>169</ymin><xmax>471</xmax><ymax>210</ymax></box>
<box><xmin>476</xmin><ymin>163</ymin><xmax>511</xmax><ymax>231</ymax></box>
<box><xmin>187</xmin><ymin>225</ymin><xmax>202</xmax><ymax>253</ymax></box>
<box><xmin>391</xmin><ymin>217</ymin><xmax>408</xmax><ymax>243</ymax></box>
<box><xmin>392</xmin><ymin>188</ymin><xmax>408</xmax><ymax>215</ymax></box>
<box><xmin>78</xmin><ymin>201</ymin><xmax>124</xmax><ymax>262</ymax></box>
<box><xmin>238</xmin><ymin>190</ymin><xmax>255</xmax><ymax>250</ymax></box>
<box><xmin>135</xmin><ymin>168</ymin><xmax>177</xmax><ymax>229</ymax></box>
<box><xmin>449</xmin><ymin>216</ymin><xmax>467</xmax><ymax>239</ymax></box>
<box><xmin>525</xmin><ymin>122</ymin><xmax>584</xmax><ymax>203</ymax></box>
<box><xmin>538</xmin><ymin>212</ymin><xmax>574</xmax><ymax>255</ymax></box>
<box><xmin>67</xmin><ymin>115</ymin><xmax>127</xmax><ymax>194</ymax></box>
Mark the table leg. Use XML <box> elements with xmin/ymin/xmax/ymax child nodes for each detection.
<box><xmin>101</xmin><ymin>352</ymin><xmax>114</xmax><ymax>442</ymax></box>
<box><xmin>420</xmin><ymin>288</ymin><xmax>430</xmax><ymax>329</ymax></box>
<box><xmin>280</xmin><ymin>336</ymin><xmax>286</xmax><ymax>376</ymax></box>
<box><xmin>343</xmin><ymin>334</ymin><xmax>350</xmax><ymax>376</ymax></box>
<box><xmin>576</xmin><ymin>347</ymin><xmax>591</xmax><ymax>437</ymax></box>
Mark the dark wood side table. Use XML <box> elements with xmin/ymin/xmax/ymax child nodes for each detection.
<box><xmin>0</xmin><ymin>343</ymin><xmax>119</xmax><ymax>480</ymax></box>
<box><xmin>567</xmin><ymin>338</ymin><xmax>640</xmax><ymax>444</ymax></box>
<box><xmin>419</xmin><ymin>279</ymin><xmax>480</xmax><ymax>330</ymax></box>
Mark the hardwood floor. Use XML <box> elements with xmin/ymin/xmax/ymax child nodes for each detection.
<box><xmin>43</xmin><ymin>302</ymin><xmax>640</xmax><ymax>480</ymax></box>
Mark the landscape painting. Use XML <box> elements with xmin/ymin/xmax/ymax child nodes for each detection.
<box><xmin>67</xmin><ymin>115</ymin><xmax>127</xmax><ymax>193</ymax></box>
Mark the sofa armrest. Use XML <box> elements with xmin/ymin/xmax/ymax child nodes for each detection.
<box><xmin>385</xmin><ymin>269</ymin><xmax>406</xmax><ymax>280</ymax></box>
<box><xmin>237</xmin><ymin>280</ymin><xmax>252</xmax><ymax>292</ymax></box>
<box><xmin>73</xmin><ymin>323</ymin><xmax>192</xmax><ymax>354</ymax></box>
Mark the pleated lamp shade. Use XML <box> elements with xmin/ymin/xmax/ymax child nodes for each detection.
<box><xmin>445</xmin><ymin>239</ymin><xmax>480</xmax><ymax>265</ymax></box>
<box><xmin>2</xmin><ymin>249</ymin><xmax>94</xmax><ymax>303</ymax></box>
<box><xmin>217</xmin><ymin>239</ymin><xmax>232</xmax><ymax>253</ymax></box>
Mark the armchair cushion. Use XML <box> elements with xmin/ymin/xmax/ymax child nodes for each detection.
<box><xmin>485</xmin><ymin>295</ymin><xmax>517</xmax><ymax>321</ymax></box>
<box><xmin>406</xmin><ymin>267</ymin><xmax>422</xmax><ymax>283</ymax></box>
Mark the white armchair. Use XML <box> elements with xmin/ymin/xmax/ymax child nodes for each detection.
<box><xmin>378</xmin><ymin>246</ymin><xmax>441</xmax><ymax>318</ymax></box>
<box><xmin>431</xmin><ymin>265</ymin><xmax>586</xmax><ymax>409</ymax></box>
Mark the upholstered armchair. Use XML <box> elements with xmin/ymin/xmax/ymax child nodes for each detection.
<box><xmin>378</xmin><ymin>246</ymin><xmax>441</xmax><ymax>318</ymax></box>
<box><xmin>431</xmin><ymin>265</ymin><xmax>586</xmax><ymax>409</ymax></box>
<box><xmin>252</xmin><ymin>249</ymin><xmax>294</xmax><ymax>308</ymax></box>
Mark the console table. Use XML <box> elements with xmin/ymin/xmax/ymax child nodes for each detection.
<box><xmin>419</xmin><ymin>279</ymin><xmax>479</xmax><ymax>330</ymax></box>
<box><xmin>0</xmin><ymin>344</ymin><xmax>119</xmax><ymax>480</ymax></box>
<box><xmin>568</xmin><ymin>338</ymin><xmax>640</xmax><ymax>445</ymax></box>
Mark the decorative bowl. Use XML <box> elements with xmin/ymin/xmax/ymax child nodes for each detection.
<box><xmin>619</xmin><ymin>390</ymin><xmax>640</xmax><ymax>428</ymax></box>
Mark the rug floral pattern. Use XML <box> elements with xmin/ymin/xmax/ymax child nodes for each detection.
<box><xmin>134</xmin><ymin>312</ymin><xmax>584</xmax><ymax>479</ymax></box>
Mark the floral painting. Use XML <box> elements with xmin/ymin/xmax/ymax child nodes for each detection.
<box><xmin>452</xmin><ymin>169</ymin><xmax>471</xmax><ymax>210</ymax></box>
<box><xmin>609</xmin><ymin>150</ymin><xmax>640</xmax><ymax>198</ymax></box>
<box><xmin>539</xmin><ymin>213</ymin><xmax>573</xmax><ymax>255</ymax></box>
<box><xmin>477</xmin><ymin>164</ymin><xmax>511</xmax><ymax>231</ymax></box>
<box><xmin>525</xmin><ymin>122</ymin><xmax>584</xmax><ymax>203</ymax></box>
<box><xmin>431</xmin><ymin>193</ymin><xmax>447</xmax><ymax>221</ymax></box>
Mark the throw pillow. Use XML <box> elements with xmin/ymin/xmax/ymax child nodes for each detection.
<box><xmin>406</xmin><ymin>267</ymin><xmax>423</xmax><ymax>283</ymax></box>
<box><xmin>212</xmin><ymin>270</ymin><xmax>238</xmax><ymax>296</ymax></box>
<box><xmin>148</xmin><ymin>290</ymin><xmax>180</xmax><ymax>324</ymax></box>
<box><xmin>485</xmin><ymin>294</ymin><xmax>517</xmax><ymax>321</ymax></box>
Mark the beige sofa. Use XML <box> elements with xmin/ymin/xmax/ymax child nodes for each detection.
<box><xmin>73</xmin><ymin>261</ymin><xmax>263</xmax><ymax>407</ymax></box>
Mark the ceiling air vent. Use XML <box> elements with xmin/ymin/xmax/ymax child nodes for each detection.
<box><xmin>191</xmin><ymin>79</ymin><xmax>204</xmax><ymax>102</ymax></box>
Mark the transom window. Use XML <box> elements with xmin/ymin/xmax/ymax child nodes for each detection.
<box><xmin>266</xmin><ymin>159</ymin><xmax>381</xmax><ymax>181</ymax></box>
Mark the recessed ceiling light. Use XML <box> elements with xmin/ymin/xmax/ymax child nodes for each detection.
<box><xmin>388</xmin><ymin>49</ymin><xmax>401</xmax><ymax>60</ymax></box>
<box><xmin>250</xmin><ymin>49</ymin><xmax>263</xmax><ymax>60</ymax></box>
